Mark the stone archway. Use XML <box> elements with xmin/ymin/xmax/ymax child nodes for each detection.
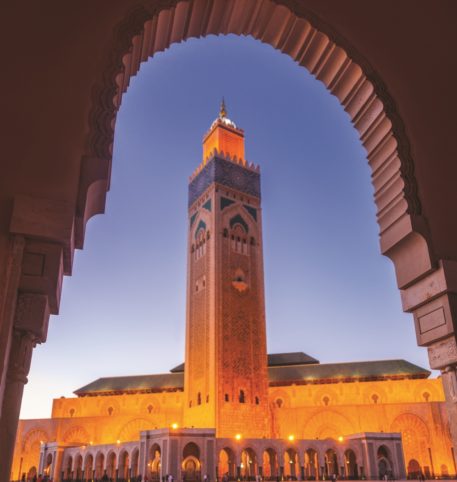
<box><xmin>2</xmin><ymin>1</ymin><xmax>457</xmax><ymax>478</ymax></box>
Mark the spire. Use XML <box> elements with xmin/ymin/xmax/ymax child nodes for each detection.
<box><xmin>219</xmin><ymin>98</ymin><xmax>227</xmax><ymax>118</ymax></box>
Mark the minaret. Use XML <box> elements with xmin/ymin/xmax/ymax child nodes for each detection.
<box><xmin>184</xmin><ymin>102</ymin><xmax>270</xmax><ymax>438</ymax></box>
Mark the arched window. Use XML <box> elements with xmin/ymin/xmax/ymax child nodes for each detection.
<box><xmin>108</xmin><ymin>406</ymin><xmax>114</xmax><ymax>416</ymax></box>
<box><xmin>147</xmin><ymin>404</ymin><xmax>153</xmax><ymax>414</ymax></box>
<box><xmin>69</xmin><ymin>408</ymin><xmax>75</xmax><ymax>417</ymax></box>
<box><xmin>255</xmin><ymin>396</ymin><xmax>260</xmax><ymax>405</ymax></box>
<box><xmin>224</xmin><ymin>393</ymin><xmax>229</xmax><ymax>402</ymax></box>
<box><xmin>206</xmin><ymin>394</ymin><xmax>209</xmax><ymax>403</ymax></box>
<box><xmin>322</xmin><ymin>396</ymin><xmax>330</xmax><ymax>406</ymax></box>
<box><xmin>371</xmin><ymin>393</ymin><xmax>379</xmax><ymax>404</ymax></box>
<box><xmin>197</xmin><ymin>392</ymin><xmax>202</xmax><ymax>405</ymax></box>
<box><xmin>422</xmin><ymin>392</ymin><xmax>430</xmax><ymax>402</ymax></box>
<box><xmin>239</xmin><ymin>390</ymin><xmax>245</xmax><ymax>403</ymax></box>
<box><xmin>276</xmin><ymin>398</ymin><xmax>283</xmax><ymax>408</ymax></box>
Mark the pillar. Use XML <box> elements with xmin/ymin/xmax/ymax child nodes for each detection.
<box><xmin>400</xmin><ymin>260</ymin><xmax>457</xmax><ymax>467</ymax></box>
<box><xmin>0</xmin><ymin>195</ymin><xmax>71</xmax><ymax>480</ymax></box>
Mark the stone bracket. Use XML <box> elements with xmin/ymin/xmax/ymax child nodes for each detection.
<box><xmin>427</xmin><ymin>336</ymin><xmax>457</xmax><ymax>370</ymax></box>
<box><xmin>10</xmin><ymin>194</ymin><xmax>75</xmax><ymax>275</ymax></box>
<box><xmin>14</xmin><ymin>293</ymin><xmax>50</xmax><ymax>344</ymax></box>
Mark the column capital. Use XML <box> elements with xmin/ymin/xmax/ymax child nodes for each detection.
<box><xmin>6</xmin><ymin>329</ymin><xmax>37</xmax><ymax>385</ymax></box>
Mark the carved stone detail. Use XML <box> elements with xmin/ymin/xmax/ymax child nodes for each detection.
<box><xmin>6</xmin><ymin>329</ymin><xmax>37</xmax><ymax>385</ymax></box>
<box><xmin>78</xmin><ymin>0</ymin><xmax>429</xmax><ymax>283</ymax></box>
<box><xmin>428</xmin><ymin>336</ymin><xmax>457</xmax><ymax>370</ymax></box>
<box><xmin>14</xmin><ymin>293</ymin><xmax>50</xmax><ymax>344</ymax></box>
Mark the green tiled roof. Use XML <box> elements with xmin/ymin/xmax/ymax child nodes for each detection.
<box><xmin>268</xmin><ymin>359</ymin><xmax>430</xmax><ymax>384</ymax></box>
<box><xmin>74</xmin><ymin>373</ymin><xmax>184</xmax><ymax>396</ymax></box>
<box><xmin>170</xmin><ymin>352</ymin><xmax>319</xmax><ymax>373</ymax></box>
<box><xmin>75</xmin><ymin>358</ymin><xmax>429</xmax><ymax>396</ymax></box>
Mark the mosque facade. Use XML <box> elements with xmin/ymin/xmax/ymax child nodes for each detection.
<box><xmin>11</xmin><ymin>106</ymin><xmax>454</xmax><ymax>481</ymax></box>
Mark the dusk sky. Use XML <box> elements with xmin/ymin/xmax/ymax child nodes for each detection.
<box><xmin>20</xmin><ymin>35</ymin><xmax>433</xmax><ymax>419</ymax></box>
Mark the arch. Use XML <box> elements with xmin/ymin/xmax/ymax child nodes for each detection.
<box><xmin>44</xmin><ymin>453</ymin><xmax>53</xmax><ymax>477</ymax></box>
<box><xmin>219</xmin><ymin>447</ymin><xmax>236</xmax><ymax>479</ymax></box>
<box><xmin>62</xmin><ymin>425</ymin><xmax>90</xmax><ymax>444</ymax></box>
<box><xmin>78</xmin><ymin>0</ymin><xmax>430</xmax><ymax>297</ymax></box>
<box><xmin>324</xmin><ymin>449</ymin><xmax>338</xmax><ymax>478</ymax></box>
<box><xmin>118</xmin><ymin>418</ymin><xmax>153</xmax><ymax>442</ymax></box>
<box><xmin>106</xmin><ymin>451</ymin><xmax>117</xmax><ymax>479</ymax></box>
<box><xmin>21</xmin><ymin>428</ymin><xmax>49</xmax><ymax>477</ymax></box>
<box><xmin>344</xmin><ymin>449</ymin><xmax>358</xmax><ymax>480</ymax></box>
<box><xmin>284</xmin><ymin>448</ymin><xmax>299</xmax><ymax>479</ymax></box>
<box><xmin>182</xmin><ymin>443</ymin><xmax>201</xmax><ymax>481</ymax></box>
<box><xmin>131</xmin><ymin>448</ymin><xmax>140</xmax><ymax>478</ymax></box>
<box><xmin>304</xmin><ymin>448</ymin><xmax>319</xmax><ymax>481</ymax></box>
<box><xmin>84</xmin><ymin>453</ymin><xmax>94</xmax><ymax>480</ymax></box>
<box><xmin>63</xmin><ymin>455</ymin><xmax>73</xmax><ymax>480</ymax></box>
<box><xmin>74</xmin><ymin>453</ymin><xmax>84</xmax><ymax>480</ymax></box>
<box><xmin>407</xmin><ymin>459</ymin><xmax>421</xmax><ymax>479</ymax></box>
<box><xmin>262</xmin><ymin>448</ymin><xmax>278</xmax><ymax>478</ymax></box>
<box><xmin>95</xmin><ymin>452</ymin><xmax>105</xmax><ymax>480</ymax></box>
<box><xmin>377</xmin><ymin>445</ymin><xmax>393</xmax><ymax>479</ymax></box>
<box><xmin>391</xmin><ymin>413</ymin><xmax>430</xmax><ymax>469</ymax></box>
<box><xmin>118</xmin><ymin>449</ymin><xmax>130</xmax><ymax>480</ymax></box>
<box><xmin>303</xmin><ymin>410</ymin><xmax>354</xmax><ymax>440</ymax></box>
<box><xmin>148</xmin><ymin>443</ymin><xmax>161</xmax><ymax>480</ymax></box>
<box><xmin>241</xmin><ymin>448</ymin><xmax>258</xmax><ymax>478</ymax></box>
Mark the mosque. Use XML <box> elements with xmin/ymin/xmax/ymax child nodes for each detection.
<box><xmin>11</xmin><ymin>105</ymin><xmax>454</xmax><ymax>481</ymax></box>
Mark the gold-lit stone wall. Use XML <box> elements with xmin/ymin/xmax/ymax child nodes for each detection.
<box><xmin>12</xmin><ymin>377</ymin><xmax>455</xmax><ymax>479</ymax></box>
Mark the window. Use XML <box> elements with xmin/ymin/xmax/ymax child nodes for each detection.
<box><xmin>224</xmin><ymin>393</ymin><xmax>229</xmax><ymax>402</ymax></box>
<box><xmin>275</xmin><ymin>398</ymin><xmax>283</xmax><ymax>408</ymax></box>
<box><xmin>371</xmin><ymin>393</ymin><xmax>379</xmax><ymax>404</ymax></box>
<box><xmin>197</xmin><ymin>392</ymin><xmax>202</xmax><ymax>405</ymax></box>
<box><xmin>108</xmin><ymin>406</ymin><xmax>114</xmax><ymax>416</ymax></box>
<box><xmin>422</xmin><ymin>391</ymin><xmax>430</xmax><ymax>402</ymax></box>
<box><xmin>239</xmin><ymin>390</ymin><xmax>245</xmax><ymax>403</ymax></box>
<box><xmin>255</xmin><ymin>396</ymin><xmax>260</xmax><ymax>405</ymax></box>
<box><xmin>322</xmin><ymin>396</ymin><xmax>330</xmax><ymax>406</ymax></box>
<box><xmin>147</xmin><ymin>404</ymin><xmax>153</xmax><ymax>414</ymax></box>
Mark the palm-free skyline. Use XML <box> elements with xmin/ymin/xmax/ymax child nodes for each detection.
<box><xmin>20</xmin><ymin>34</ymin><xmax>431</xmax><ymax>420</ymax></box>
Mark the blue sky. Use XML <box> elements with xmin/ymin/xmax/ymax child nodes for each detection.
<box><xmin>20</xmin><ymin>35</ymin><xmax>432</xmax><ymax>419</ymax></box>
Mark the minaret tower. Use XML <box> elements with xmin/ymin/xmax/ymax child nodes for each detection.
<box><xmin>184</xmin><ymin>101</ymin><xmax>270</xmax><ymax>438</ymax></box>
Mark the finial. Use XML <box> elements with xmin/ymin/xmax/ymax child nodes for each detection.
<box><xmin>219</xmin><ymin>97</ymin><xmax>227</xmax><ymax>118</ymax></box>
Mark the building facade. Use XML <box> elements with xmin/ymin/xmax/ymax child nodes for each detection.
<box><xmin>11</xmin><ymin>107</ymin><xmax>454</xmax><ymax>481</ymax></box>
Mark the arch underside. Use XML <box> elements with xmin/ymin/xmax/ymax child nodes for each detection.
<box><xmin>79</xmin><ymin>0</ymin><xmax>432</xmax><ymax>292</ymax></box>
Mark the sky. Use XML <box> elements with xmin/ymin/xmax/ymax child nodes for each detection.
<box><xmin>20</xmin><ymin>35</ymin><xmax>433</xmax><ymax>419</ymax></box>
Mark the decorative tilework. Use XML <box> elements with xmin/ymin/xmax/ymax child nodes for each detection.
<box><xmin>229</xmin><ymin>214</ymin><xmax>249</xmax><ymax>233</ymax></box>
<box><xmin>243</xmin><ymin>204</ymin><xmax>257</xmax><ymax>221</ymax></box>
<box><xmin>195</xmin><ymin>220</ymin><xmax>206</xmax><ymax>238</ymax></box>
<box><xmin>190</xmin><ymin>212</ymin><xmax>198</xmax><ymax>228</ymax></box>
<box><xmin>188</xmin><ymin>156</ymin><xmax>261</xmax><ymax>207</ymax></box>
<box><xmin>220</xmin><ymin>197</ymin><xmax>235</xmax><ymax>210</ymax></box>
<box><xmin>202</xmin><ymin>199</ymin><xmax>212</xmax><ymax>212</ymax></box>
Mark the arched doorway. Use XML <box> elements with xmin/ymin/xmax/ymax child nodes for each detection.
<box><xmin>344</xmin><ymin>450</ymin><xmax>358</xmax><ymax>480</ymax></box>
<box><xmin>407</xmin><ymin>459</ymin><xmax>421</xmax><ymax>479</ymax></box>
<box><xmin>27</xmin><ymin>467</ymin><xmax>37</xmax><ymax>481</ymax></box>
<box><xmin>304</xmin><ymin>449</ymin><xmax>318</xmax><ymax>480</ymax></box>
<box><xmin>241</xmin><ymin>448</ymin><xmax>258</xmax><ymax>479</ymax></box>
<box><xmin>118</xmin><ymin>450</ymin><xmax>130</xmax><ymax>481</ymax></box>
<box><xmin>377</xmin><ymin>446</ymin><xmax>393</xmax><ymax>479</ymax></box>
<box><xmin>131</xmin><ymin>448</ymin><xmax>140</xmax><ymax>478</ymax></box>
<box><xmin>262</xmin><ymin>448</ymin><xmax>278</xmax><ymax>479</ymax></box>
<box><xmin>107</xmin><ymin>452</ymin><xmax>117</xmax><ymax>480</ymax></box>
<box><xmin>149</xmin><ymin>443</ymin><xmax>161</xmax><ymax>480</ymax></box>
<box><xmin>182</xmin><ymin>442</ymin><xmax>201</xmax><ymax>482</ymax></box>
<box><xmin>74</xmin><ymin>454</ymin><xmax>83</xmax><ymax>481</ymax></box>
<box><xmin>95</xmin><ymin>452</ymin><xmax>105</xmax><ymax>480</ymax></box>
<box><xmin>284</xmin><ymin>449</ymin><xmax>298</xmax><ymax>479</ymax></box>
<box><xmin>218</xmin><ymin>448</ymin><xmax>236</xmax><ymax>480</ymax></box>
<box><xmin>44</xmin><ymin>453</ymin><xmax>53</xmax><ymax>478</ymax></box>
<box><xmin>63</xmin><ymin>456</ymin><xmax>73</xmax><ymax>481</ymax></box>
<box><xmin>324</xmin><ymin>449</ymin><xmax>338</xmax><ymax>478</ymax></box>
<box><xmin>84</xmin><ymin>453</ymin><xmax>94</xmax><ymax>481</ymax></box>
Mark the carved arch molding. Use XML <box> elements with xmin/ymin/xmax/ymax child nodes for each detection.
<box><xmin>78</xmin><ymin>0</ymin><xmax>433</xmax><ymax>291</ymax></box>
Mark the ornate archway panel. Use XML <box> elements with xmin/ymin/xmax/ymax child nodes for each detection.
<box><xmin>79</xmin><ymin>0</ymin><xmax>431</xmax><ymax>293</ymax></box>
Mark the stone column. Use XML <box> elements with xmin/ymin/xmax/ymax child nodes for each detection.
<box><xmin>0</xmin><ymin>289</ymin><xmax>51</xmax><ymax>480</ymax></box>
<box><xmin>400</xmin><ymin>260</ymin><xmax>457</xmax><ymax>468</ymax></box>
